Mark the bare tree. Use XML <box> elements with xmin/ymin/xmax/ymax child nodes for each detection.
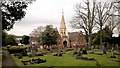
<box><xmin>114</xmin><ymin>1</ymin><xmax>120</xmax><ymax>35</ymax></box>
<box><xmin>70</xmin><ymin>0</ymin><xmax>97</xmax><ymax>50</ymax></box>
<box><xmin>105</xmin><ymin>1</ymin><xmax>120</xmax><ymax>35</ymax></box>
<box><xmin>111</xmin><ymin>1</ymin><xmax>120</xmax><ymax>17</ymax></box>
<box><xmin>29</xmin><ymin>26</ymin><xmax>44</xmax><ymax>37</ymax></box>
<box><xmin>95</xmin><ymin>2</ymin><xmax>114</xmax><ymax>54</ymax></box>
<box><xmin>107</xmin><ymin>1</ymin><xmax>120</xmax><ymax>33</ymax></box>
<box><xmin>107</xmin><ymin>15</ymin><xmax>120</xmax><ymax>32</ymax></box>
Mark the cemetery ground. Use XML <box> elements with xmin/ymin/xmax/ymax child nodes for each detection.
<box><xmin>0</xmin><ymin>47</ymin><xmax>2</xmax><ymax>67</ymax></box>
<box><xmin>6</xmin><ymin>46</ymin><xmax>120</xmax><ymax>68</ymax></box>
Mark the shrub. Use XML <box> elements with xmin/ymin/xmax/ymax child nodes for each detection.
<box><xmin>8</xmin><ymin>46</ymin><xmax>27</xmax><ymax>54</ymax></box>
<box><xmin>21</xmin><ymin>60</ymin><xmax>29</xmax><ymax>65</ymax></box>
<box><xmin>18</xmin><ymin>56</ymin><xmax>22</xmax><ymax>59</ymax></box>
<box><xmin>66</xmin><ymin>48</ymin><xmax>74</xmax><ymax>51</ymax></box>
<box><xmin>88</xmin><ymin>58</ymin><xmax>96</xmax><ymax>61</ymax></box>
<box><xmin>94</xmin><ymin>52</ymin><xmax>103</xmax><ymax>55</ymax></box>
<box><xmin>17</xmin><ymin>53</ymin><xmax>22</xmax><ymax>59</ymax></box>
<box><xmin>73</xmin><ymin>51</ymin><xmax>78</xmax><ymax>55</ymax></box>
<box><xmin>21</xmin><ymin>50</ymin><xmax>28</xmax><ymax>56</ymax></box>
<box><xmin>14</xmin><ymin>53</ymin><xmax>21</xmax><ymax>57</ymax></box>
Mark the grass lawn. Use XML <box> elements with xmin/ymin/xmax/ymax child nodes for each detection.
<box><xmin>11</xmin><ymin>49</ymin><xmax>120</xmax><ymax>68</ymax></box>
<box><xmin>11</xmin><ymin>53</ymin><xmax>97</xmax><ymax>67</ymax></box>
<box><xmin>0</xmin><ymin>47</ymin><xmax>2</xmax><ymax>68</ymax></box>
<box><xmin>0</xmin><ymin>54</ymin><xmax>2</xmax><ymax>67</ymax></box>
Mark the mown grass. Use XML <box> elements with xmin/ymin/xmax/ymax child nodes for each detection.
<box><xmin>11</xmin><ymin>54</ymin><xmax>96</xmax><ymax>67</ymax></box>
<box><xmin>0</xmin><ymin>47</ymin><xmax>2</xmax><ymax>68</ymax></box>
<box><xmin>11</xmin><ymin>49</ymin><xmax>120</xmax><ymax>67</ymax></box>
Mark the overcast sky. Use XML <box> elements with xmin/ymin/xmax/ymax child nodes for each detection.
<box><xmin>7</xmin><ymin>0</ymin><xmax>84</xmax><ymax>36</ymax></box>
<box><xmin>7</xmin><ymin>0</ymin><xmax>118</xmax><ymax>36</ymax></box>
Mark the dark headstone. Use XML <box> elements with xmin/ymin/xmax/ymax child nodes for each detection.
<box><xmin>110</xmin><ymin>55</ymin><xmax>116</xmax><ymax>58</ymax></box>
<box><xmin>47</xmin><ymin>49</ymin><xmax>50</xmax><ymax>51</ymax></box>
<box><xmin>53</xmin><ymin>54</ymin><xmax>58</xmax><ymax>56</ymax></box>
<box><xmin>21</xmin><ymin>60</ymin><xmax>29</xmax><ymax>65</ymax></box>
<box><xmin>103</xmin><ymin>51</ymin><xmax>107</xmax><ymax>55</ymax></box>
<box><xmin>97</xmin><ymin>53</ymin><xmax>103</xmax><ymax>55</ymax></box>
<box><xmin>80</xmin><ymin>48</ymin><xmax>83</xmax><ymax>52</ymax></box>
<box><xmin>37</xmin><ymin>53</ymin><xmax>44</xmax><ymax>56</ymax></box>
<box><xmin>29</xmin><ymin>55</ymin><xmax>32</xmax><ymax>57</ymax></box>
<box><xmin>60</xmin><ymin>50</ymin><xmax>63</xmax><ymax>52</ymax></box>
<box><xmin>21</xmin><ymin>50</ymin><xmax>28</xmax><ymax>56</ymax></box>
<box><xmin>82</xmin><ymin>50</ymin><xmax>87</xmax><ymax>54</ymax></box>
<box><xmin>18</xmin><ymin>56</ymin><xmax>22</xmax><ymax>59</ymax></box>
<box><xmin>14</xmin><ymin>54</ymin><xmax>17</xmax><ymax>56</ymax></box>
<box><xmin>58</xmin><ymin>53</ymin><xmax>62</xmax><ymax>56</ymax></box>
<box><xmin>88</xmin><ymin>58</ymin><xmax>95</xmax><ymax>61</ymax></box>
<box><xmin>35</xmin><ymin>58</ymin><xmax>46</xmax><ymax>63</ymax></box>
<box><xmin>77</xmin><ymin>52</ymin><xmax>82</xmax><ymax>56</ymax></box>
<box><xmin>75</xmin><ymin>52</ymin><xmax>83</xmax><ymax>59</ymax></box>
<box><xmin>17</xmin><ymin>53</ymin><xmax>22</xmax><ymax>59</ymax></box>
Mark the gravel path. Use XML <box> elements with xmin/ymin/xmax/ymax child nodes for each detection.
<box><xmin>2</xmin><ymin>51</ymin><xmax>18</xmax><ymax>68</ymax></box>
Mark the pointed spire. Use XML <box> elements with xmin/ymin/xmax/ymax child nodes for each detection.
<box><xmin>60</xmin><ymin>9</ymin><xmax>66</xmax><ymax>29</ymax></box>
<box><xmin>59</xmin><ymin>9</ymin><xmax>67</xmax><ymax>37</ymax></box>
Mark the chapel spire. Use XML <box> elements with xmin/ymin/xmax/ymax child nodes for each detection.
<box><xmin>60</xmin><ymin>10</ymin><xmax>66</xmax><ymax>29</ymax></box>
<box><xmin>59</xmin><ymin>10</ymin><xmax>66</xmax><ymax>37</ymax></box>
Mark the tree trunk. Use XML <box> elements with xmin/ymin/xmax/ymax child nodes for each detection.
<box><xmin>91</xmin><ymin>46</ymin><xmax>94</xmax><ymax>53</ymax></box>
<box><xmin>88</xmin><ymin>34</ymin><xmax>92</xmax><ymax>50</ymax></box>
<box><xmin>31</xmin><ymin>50</ymin><xmax>36</xmax><ymax>57</ymax></box>
<box><xmin>103</xmin><ymin>45</ymin><xmax>107</xmax><ymax>55</ymax></box>
<box><xmin>116</xmin><ymin>44</ymin><xmax>119</xmax><ymax>51</ymax></box>
<box><xmin>100</xmin><ymin>26</ymin><xmax>102</xmax><ymax>49</ymax></box>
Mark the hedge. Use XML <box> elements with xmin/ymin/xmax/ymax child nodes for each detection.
<box><xmin>66</xmin><ymin>48</ymin><xmax>74</xmax><ymax>51</ymax></box>
<box><xmin>8</xmin><ymin>46</ymin><xmax>27</xmax><ymax>54</ymax></box>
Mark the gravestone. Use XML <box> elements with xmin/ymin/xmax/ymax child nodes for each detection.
<box><xmin>75</xmin><ymin>52</ymin><xmax>83</xmax><ymax>59</ymax></box>
<box><xmin>82</xmin><ymin>50</ymin><xmax>87</xmax><ymax>54</ymax></box>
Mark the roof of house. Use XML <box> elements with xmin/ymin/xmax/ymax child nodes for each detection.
<box><xmin>15</xmin><ymin>36</ymin><xmax>22</xmax><ymax>38</ymax></box>
<box><xmin>68</xmin><ymin>32</ymin><xmax>84</xmax><ymax>41</ymax></box>
<box><xmin>29</xmin><ymin>37</ymin><xmax>40</xmax><ymax>42</ymax></box>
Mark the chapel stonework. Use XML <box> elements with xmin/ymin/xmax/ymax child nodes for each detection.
<box><xmin>59</xmin><ymin>11</ymin><xmax>69</xmax><ymax>48</ymax></box>
<box><xmin>58</xmin><ymin>11</ymin><xmax>86</xmax><ymax>48</ymax></box>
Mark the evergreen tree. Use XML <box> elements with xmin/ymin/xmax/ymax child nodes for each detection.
<box><xmin>21</xmin><ymin>35</ymin><xmax>30</xmax><ymax>45</ymax></box>
<box><xmin>40</xmin><ymin>25</ymin><xmax>58</xmax><ymax>50</ymax></box>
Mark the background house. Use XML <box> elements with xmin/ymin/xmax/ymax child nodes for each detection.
<box><xmin>68</xmin><ymin>31</ymin><xmax>86</xmax><ymax>48</ymax></box>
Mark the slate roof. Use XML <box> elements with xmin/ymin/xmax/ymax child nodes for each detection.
<box><xmin>68</xmin><ymin>32</ymin><xmax>84</xmax><ymax>41</ymax></box>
